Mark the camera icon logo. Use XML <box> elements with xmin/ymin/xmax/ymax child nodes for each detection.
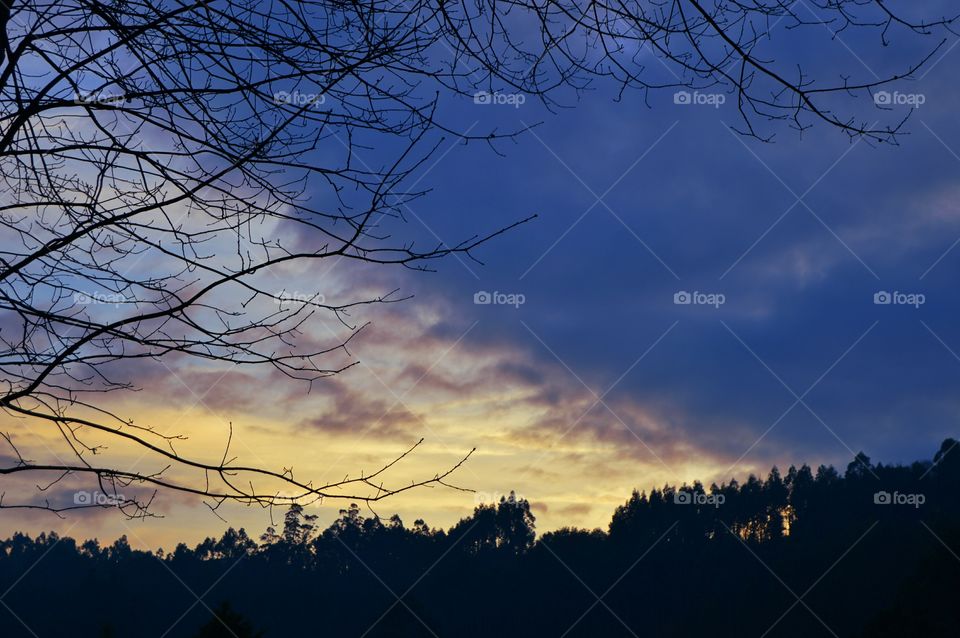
<box><xmin>873</xmin><ymin>490</ymin><xmax>891</xmax><ymax>505</ymax></box>
<box><xmin>873</xmin><ymin>291</ymin><xmax>891</xmax><ymax>305</ymax></box>
<box><xmin>874</xmin><ymin>91</ymin><xmax>892</xmax><ymax>105</ymax></box>
<box><xmin>474</xmin><ymin>291</ymin><xmax>492</xmax><ymax>305</ymax></box>
<box><xmin>73</xmin><ymin>490</ymin><xmax>92</xmax><ymax>505</ymax></box>
<box><xmin>673</xmin><ymin>91</ymin><xmax>692</xmax><ymax>105</ymax></box>
<box><xmin>673</xmin><ymin>291</ymin><xmax>691</xmax><ymax>305</ymax></box>
<box><xmin>473</xmin><ymin>91</ymin><xmax>492</xmax><ymax>105</ymax></box>
<box><xmin>674</xmin><ymin>491</ymin><xmax>692</xmax><ymax>505</ymax></box>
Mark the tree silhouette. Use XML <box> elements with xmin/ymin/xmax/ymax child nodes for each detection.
<box><xmin>0</xmin><ymin>441</ymin><xmax>958</xmax><ymax>636</ymax></box>
<box><xmin>495</xmin><ymin>491</ymin><xmax>537</xmax><ymax>554</ymax></box>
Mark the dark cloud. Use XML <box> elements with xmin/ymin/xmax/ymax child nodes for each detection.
<box><xmin>553</xmin><ymin>503</ymin><xmax>592</xmax><ymax>518</ymax></box>
<box><xmin>296</xmin><ymin>378</ymin><xmax>423</xmax><ymax>441</ymax></box>
<box><xmin>374</xmin><ymin>38</ymin><xmax>960</xmax><ymax>475</ymax></box>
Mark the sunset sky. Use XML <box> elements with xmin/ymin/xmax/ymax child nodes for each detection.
<box><xmin>5</xmin><ymin>19</ymin><xmax>960</xmax><ymax>551</ymax></box>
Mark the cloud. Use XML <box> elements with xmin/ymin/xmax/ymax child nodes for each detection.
<box><xmin>553</xmin><ymin>502</ymin><xmax>593</xmax><ymax>518</ymax></box>
<box><xmin>296</xmin><ymin>378</ymin><xmax>424</xmax><ymax>441</ymax></box>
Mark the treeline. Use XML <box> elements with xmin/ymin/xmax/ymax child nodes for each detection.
<box><xmin>2</xmin><ymin>440</ymin><xmax>960</xmax><ymax>637</ymax></box>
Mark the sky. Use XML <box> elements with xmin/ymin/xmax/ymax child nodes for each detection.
<box><xmin>4</xmin><ymin>3</ymin><xmax>960</xmax><ymax>550</ymax></box>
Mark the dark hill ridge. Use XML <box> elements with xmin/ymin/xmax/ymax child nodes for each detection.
<box><xmin>2</xmin><ymin>439</ymin><xmax>958</xmax><ymax>637</ymax></box>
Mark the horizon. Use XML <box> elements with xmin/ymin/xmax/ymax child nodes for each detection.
<box><xmin>2</xmin><ymin>439</ymin><xmax>952</xmax><ymax>550</ymax></box>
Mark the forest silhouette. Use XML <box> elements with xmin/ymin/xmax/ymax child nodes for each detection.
<box><xmin>2</xmin><ymin>439</ymin><xmax>959</xmax><ymax>637</ymax></box>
